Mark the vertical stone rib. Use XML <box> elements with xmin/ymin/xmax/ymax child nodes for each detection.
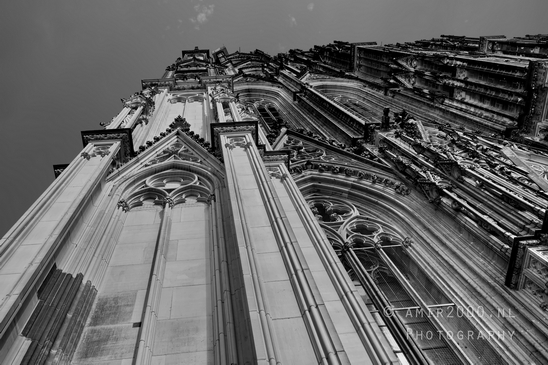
<box><xmin>280</xmin><ymin>164</ymin><xmax>395</xmax><ymax>365</ymax></box>
<box><xmin>82</xmin><ymin>198</ymin><xmax>126</xmax><ymax>285</ymax></box>
<box><xmin>244</xmin><ymin>140</ymin><xmax>342</xmax><ymax>365</ymax></box>
<box><xmin>222</xmin><ymin>137</ymin><xmax>280</xmax><ymax>365</ymax></box>
<box><xmin>107</xmin><ymin>107</ymin><xmax>131</xmax><ymax>130</ymax></box>
<box><xmin>211</xmin><ymin>195</ymin><xmax>226</xmax><ymax>365</ymax></box>
<box><xmin>211</xmin><ymin>184</ymin><xmax>239</xmax><ymax>365</ymax></box>
<box><xmin>133</xmin><ymin>205</ymin><xmax>171</xmax><ymax>365</ymax></box>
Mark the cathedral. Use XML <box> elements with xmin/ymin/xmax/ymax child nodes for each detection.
<box><xmin>1</xmin><ymin>35</ymin><xmax>548</xmax><ymax>364</ymax></box>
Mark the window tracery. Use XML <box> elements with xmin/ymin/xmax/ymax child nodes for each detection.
<box><xmin>118</xmin><ymin>169</ymin><xmax>213</xmax><ymax>212</ymax></box>
<box><xmin>308</xmin><ymin>194</ymin><xmax>475</xmax><ymax>362</ymax></box>
<box><xmin>308</xmin><ymin>198</ymin><xmax>356</xmax><ymax>225</ymax></box>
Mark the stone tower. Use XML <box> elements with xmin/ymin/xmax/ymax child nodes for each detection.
<box><xmin>1</xmin><ymin>44</ymin><xmax>548</xmax><ymax>365</ymax></box>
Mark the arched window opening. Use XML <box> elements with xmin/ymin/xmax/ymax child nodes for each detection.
<box><xmin>309</xmin><ymin>195</ymin><xmax>503</xmax><ymax>365</ymax></box>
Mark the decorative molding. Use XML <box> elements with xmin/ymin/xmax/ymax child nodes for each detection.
<box><xmin>210</xmin><ymin>120</ymin><xmax>259</xmax><ymax>154</ymax></box>
<box><xmin>144</xmin><ymin>139</ymin><xmax>202</xmax><ymax>167</ymax></box>
<box><xmin>520</xmin><ymin>246</ymin><xmax>548</xmax><ymax>308</ymax></box>
<box><xmin>210</xmin><ymin>84</ymin><xmax>235</xmax><ymax>102</ymax></box>
<box><xmin>117</xmin><ymin>199</ymin><xmax>129</xmax><ymax>212</ymax></box>
<box><xmin>52</xmin><ymin>164</ymin><xmax>69</xmax><ymax>179</ymax></box>
<box><xmin>141</xmin><ymin>78</ymin><xmax>175</xmax><ymax>90</ymax></box>
<box><xmin>117</xmin><ymin>169</ymin><xmax>213</xmax><ymax>212</ymax></box>
<box><xmin>201</xmin><ymin>75</ymin><xmax>234</xmax><ymax>92</ymax></box>
<box><xmin>80</xmin><ymin>148</ymin><xmax>110</xmax><ymax>160</ymax></box>
<box><xmin>170</xmin><ymin>115</ymin><xmax>191</xmax><ymax>132</ymax></box>
<box><xmin>162</xmin><ymin>197</ymin><xmax>175</xmax><ymax>208</ymax></box>
<box><xmin>80</xmin><ymin>152</ymin><xmax>92</xmax><ymax>160</ymax></box>
<box><xmin>121</xmin><ymin>87</ymin><xmax>158</xmax><ymax>117</ymax></box>
<box><xmin>290</xmin><ymin>161</ymin><xmax>410</xmax><ymax>195</ymax></box>
<box><xmin>285</xmin><ymin>131</ymin><xmax>390</xmax><ymax>169</ymax></box>
<box><xmin>81</xmin><ymin>128</ymin><xmax>135</xmax><ymax>161</ymax></box>
<box><xmin>100</xmin><ymin>116</ymin><xmax>116</xmax><ymax>128</ymax></box>
<box><xmin>261</xmin><ymin>150</ymin><xmax>291</xmax><ymax>170</ymax></box>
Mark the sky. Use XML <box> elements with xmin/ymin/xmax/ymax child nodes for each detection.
<box><xmin>0</xmin><ymin>0</ymin><xmax>546</xmax><ymax>236</ymax></box>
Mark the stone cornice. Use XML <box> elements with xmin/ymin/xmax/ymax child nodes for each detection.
<box><xmin>210</xmin><ymin>120</ymin><xmax>259</xmax><ymax>154</ymax></box>
<box><xmin>81</xmin><ymin>128</ymin><xmax>135</xmax><ymax>160</ymax></box>
<box><xmin>201</xmin><ymin>75</ymin><xmax>234</xmax><ymax>92</ymax></box>
<box><xmin>260</xmin><ymin>149</ymin><xmax>291</xmax><ymax>170</ymax></box>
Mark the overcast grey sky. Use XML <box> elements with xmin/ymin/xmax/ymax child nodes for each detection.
<box><xmin>0</xmin><ymin>0</ymin><xmax>546</xmax><ymax>236</ymax></box>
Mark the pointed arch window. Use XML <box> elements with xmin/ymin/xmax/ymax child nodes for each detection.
<box><xmin>308</xmin><ymin>195</ymin><xmax>504</xmax><ymax>364</ymax></box>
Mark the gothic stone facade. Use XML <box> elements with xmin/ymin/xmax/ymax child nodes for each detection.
<box><xmin>1</xmin><ymin>41</ymin><xmax>548</xmax><ymax>365</ymax></box>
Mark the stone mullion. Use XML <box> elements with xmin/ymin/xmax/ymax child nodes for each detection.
<box><xmin>220</xmin><ymin>134</ymin><xmax>281</xmax><ymax>365</ymax></box>
<box><xmin>210</xmin><ymin>186</ymin><xmax>238</xmax><ymax>365</ymax></box>
<box><xmin>321</xmin><ymin>177</ymin><xmax>537</xmax><ymax>364</ymax></box>
<box><xmin>245</xmin><ymin>145</ymin><xmax>343</xmax><ymax>365</ymax></box>
<box><xmin>344</xmin><ymin>249</ymin><xmax>429</xmax><ymax>364</ymax></box>
<box><xmin>134</xmin><ymin>203</ymin><xmax>172</xmax><ymax>365</ymax></box>
<box><xmin>374</xmin><ymin>247</ymin><xmax>473</xmax><ymax>364</ymax></box>
<box><xmin>278</xmin><ymin>163</ymin><xmax>398</xmax><ymax>364</ymax></box>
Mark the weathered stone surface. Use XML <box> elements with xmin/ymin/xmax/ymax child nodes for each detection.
<box><xmin>89</xmin><ymin>292</ymin><xmax>138</xmax><ymax>327</ymax></box>
<box><xmin>271</xmin><ymin>317</ymin><xmax>317</xmax><ymax>365</ymax></box>
<box><xmin>74</xmin><ymin>325</ymin><xmax>139</xmax><ymax>362</ymax></box>
<box><xmin>163</xmin><ymin>259</ymin><xmax>209</xmax><ymax>288</ymax></box>
<box><xmin>151</xmin><ymin>351</ymin><xmax>213</xmax><ymax>365</ymax></box>
<box><xmin>100</xmin><ymin>264</ymin><xmax>151</xmax><ymax>294</ymax></box>
<box><xmin>170</xmin><ymin>284</ymin><xmax>211</xmax><ymax>319</ymax></box>
<box><xmin>153</xmin><ymin>317</ymin><xmax>212</xmax><ymax>355</ymax></box>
